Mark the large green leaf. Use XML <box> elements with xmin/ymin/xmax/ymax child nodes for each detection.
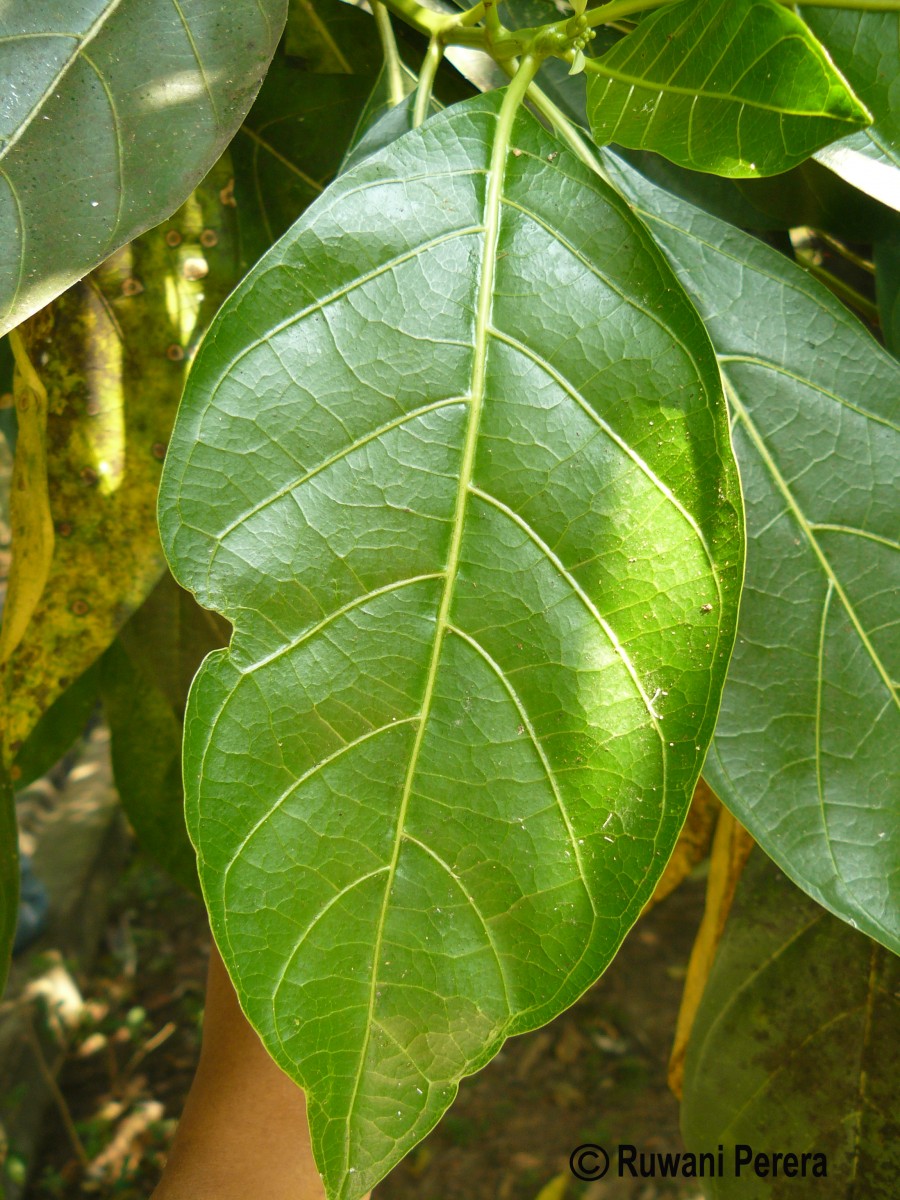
<box><xmin>682</xmin><ymin>852</ymin><xmax>899</xmax><ymax>1198</ymax></box>
<box><xmin>160</xmin><ymin>91</ymin><xmax>742</xmax><ymax>1198</ymax></box>
<box><xmin>801</xmin><ymin>7</ymin><xmax>900</xmax><ymax>213</ymax></box>
<box><xmin>604</xmin><ymin>154</ymin><xmax>900</xmax><ymax>953</ymax></box>
<box><xmin>0</xmin><ymin>0</ymin><xmax>286</xmax><ymax>337</ymax></box>
<box><xmin>586</xmin><ymin>0</ymin><xmax>869</xmax><ymax>177</ymax></box>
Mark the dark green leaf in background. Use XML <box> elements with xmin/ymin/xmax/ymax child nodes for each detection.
<box><xmin>875</xmin><ymin>229</ymin><xmax>900</xmax><ymax>356</ymax></box>
<box><xmin>0</xmin><ymin>0</ymin><xmax>287</xmax><ymax>336</ymax></box>
<box><xmin>230</xmin><ymin>0</ymin><xmax>390</xmax><ymax>270</ymax></box>
<box><xmin>12</xmin><ymin>661</ymin><xmax>100</xmax><ymax>790</ymax></box>
<box><xmin>100</xmin><ymin>575</ymin><xmax>230</xmax><ymax>892</ymax></box>
<box><xmin>802</xmin><ymin>7</ymin><xmax>900</xmax><ymax>213</ymax></box>
<box><xmin>285</xmin><ymin>0</ymin><xmax>382</xmax><ymax>74</ymax></box>
<box><xmin>232</xmin><ymin>63</ymin><xmax>376</xmax><ymax>269</ymax></box>
<box><xmin>605</xmin><ymin>155</ymin><xmax>900</xmax><ymax>953</ymax></box>
<box><xmin>587</xmin><ymin>0</ymin><xmax>870</xmax><ymax>177</ymax></box>
<box><xmin>682</xmin><ymin>852</ymin><xmax>900</xmax><ymax>1199</ymax></box>
<box><xmin>160</xmin><ymin>92</ymin><xmax>742</xmax><ymax>1197</ymax></box>
<box><xmin>0</xmin><ymin>768</ymin><xmax>16</xmax><ymax>995</ymax></box>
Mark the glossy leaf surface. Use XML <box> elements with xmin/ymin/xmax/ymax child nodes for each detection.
<box><xmin>802</xmin><ymin>8</ymin><xmax>900</xmax><ymax>213</ymax></box>
<box><xmin>161</xmin><ymin>93</ymin><xmax>742</xmax><ymax>1197</ymax></box>
<box><xmin>587</xmin><ymin>0</ymin><xmax>869</xmax><ymax>177</ymax></box>
<box><xmin>605</xmin><ymin>155</ymin><xmax>900</xmax><ymax>952</ymax></box>
<box><xmin>682</xmin><ymin>853</ymin><xmax>900</xmax><ymax>1198</ymax></box>
<box><xmin>0</xmin><ymin>0</ymin><xmax>286</xmax><ymax>336</ymax></box>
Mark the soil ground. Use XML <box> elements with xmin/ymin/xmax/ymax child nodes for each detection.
<box><xmin>22</xmin><ymin>844</ymin><xmax>706</xmax><ymax>1200</ymax></box>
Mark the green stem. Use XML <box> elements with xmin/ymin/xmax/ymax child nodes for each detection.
<box><xmin>377</xmin><ymin>0</ymin><xmax>447</xmax><ymax>39</ymax></box>
<box><xmin>531</xmin><ymin>91</ymin><xmax>613</xmax><ymax>182</ymax></box>
<box><xmin>458</xmin><ymin>2</ymin><xmax>487</xmax><ymax>25</ymax></box>
<box><xmin>373</xmin><ymin>2</ymin><xmax>407</xmax><ymax>106</ymax></box>
<box><xmin>497</xmin><ymin>56</ymin><xmax>613</xmax><ymax>182</ymax></box>
<box><xmin>484</xmin><ymin>0</ymin><xmax>503</xmax><ymax>36</ymax></box>
<box><xmin>413</xmin><ymin>38</ymin><xmax>443</xmax><ymax>127</ymax></box>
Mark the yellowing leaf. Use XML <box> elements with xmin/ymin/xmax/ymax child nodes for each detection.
<box><xmin>669</xmin><ymin>808</ymin><xmax>755</xmax><ymax>1098</ymax></box>
<box><xmin>0</xmin><ymin>334</ymin><xmax>53</xmax><ymax>664</ymax></box>
<box><xmin>0</xmin><ymin>161</ymin><xmax>240</xmax><ymax>771</ymax></box>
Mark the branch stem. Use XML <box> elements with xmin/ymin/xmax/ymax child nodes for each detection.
<box><xmin>372</xmin><ymin>2</ymin><xmax>407</xmax><ymax>106</ymax></box>
<box><xmin>413</xmin><ymin>38</ymin><xmax>443</xmax><ymax>127</ymax></box>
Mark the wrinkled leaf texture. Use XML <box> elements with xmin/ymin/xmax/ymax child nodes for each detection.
<box><xmin>161</xmin><ymin>92</ymin><xmax>742</xmax><ymax>1197</ymax></box>
<box><xmin>605</xmin><ymin>154</ymin><xmax>900</xmax><ymax>953</ymax></box>
<box><xmin>0</xmin><ymin>0</ymin><xmax>286</xmax><ymax>336</ymax></box>
<box><xmin>682</xmin><ymin>853</ymin><xmax>900</xmax><ymax>1198</ymax></box>
<box><xmin>587</xmin><ymin>0</ymin><xmax>870</xmax><ymax>177</ymax></box>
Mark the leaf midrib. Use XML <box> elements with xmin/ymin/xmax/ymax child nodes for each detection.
<box><xmin>590</xmin><ymin>60</ymin><xmax>858</xmax><ymax>122</ymax></box>
<box><xmin>723</xmin><ymin>373</ymin><xmax>899</xmax><ymax>714</ymax></box>
<box><xmin>338</xmin><ymin>92</ymin><xmax>540</xmax><ymax>1184</ymax></box>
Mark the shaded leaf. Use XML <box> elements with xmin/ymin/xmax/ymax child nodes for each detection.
<box><xmin>875</xmin><ymin>230</ymin><xmax>900</xmax><ymax>358</ymax></box>
<box><xmin>0</xmin><ymin>767</ymin><xmax>16</xmax><ymax>995</ymax></box>
<box><xmin>12</xmin><ymin>661</ymin><xmax>100</xmax><ymax>789</ymax></box>
<box><xmin>682</xmin><ymin>852</ymin><xmax>900</xmax><ymax>1198</ymax></box>
<box><xmin>232</xmin><ymin>0</ymin><xmax>389</xmax><ymax>269</ymax></box>
<box><xmin>0</xmin><ymin>158</ymin><xmax>241</xmax><ymax>770</ymax></box>
<box><xmin>587</xmin><ymin>0</ymin><xmax>869</xmax><ymax>177</ymax></box>
<box><xmin>160</xmin><ymin>92</ymin><xmax>742</xmax><ymax>1198</ymax></box>
<box><xmin>340</xmin><ymin>92</ymin><xmax>436</xmax><ymax>174</ymax></box>
<box><xmin>802</xmin><ymin>7</ymin><xmax>900</xmax><ymax>213</ymax></box>
<box><xmin>605</xmin><ymin>153</ymin><xmax>900</xmax><ymax>953</ymax></box>
<box><xmin>101</xmin><ymin>575</ymin><xmax>229</xmax><ymax>891</ymax></box>
<box><xmin>339</xmin><ymin>66</ymin><xmax>421</xmax><ymax>173</ymax></box>
<box><xmin>285</xmin><ymin>0</ymin><xmax>380</xmax><ymax>74</ymax></box>
<box><xmin>668</xmin><ymin>807</ymin><xmax>754</xmax><ymax>1098</ymax></box>
<box><xmin>0</xmin><ymin>0</ymin><xmax>286</xmax><ymax>336</ymax></box>
<box><xmin>233</xmin><ymin>62</ymin><xmax>376</xmax><ymax>268</ymax></box>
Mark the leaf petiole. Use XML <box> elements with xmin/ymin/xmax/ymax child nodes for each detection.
<box><xmin>372</xmin><ymin>2</ymin><xmax>407</xmax><ymax>107</ymax></box>
<box><xmin>412</xmin><ymin>38</ymin><xmax>443</xmax><ymax>127</ymax></box>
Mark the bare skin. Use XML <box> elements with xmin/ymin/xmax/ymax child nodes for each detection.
<box><xmin>152</xmin><ymin>943</ymin><xmax>369</xmax><ymax>1200</ymax></box>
